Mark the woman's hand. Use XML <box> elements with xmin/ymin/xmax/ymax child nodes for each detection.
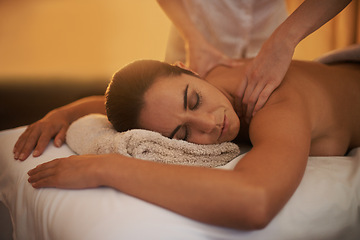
<box><xmin>13</xmin><ymin>96</ymin><xmax>106</xmax><ymax>161</ymax></box>
<box><xmin>186</xmin><ymin>37</ymin><xmax>241</xmax><ymax>78</ymax></box>
<box><xmin>13</xmin><ymin>108</ymin><xmax>71</xmax><ymax>161</ymax></box>
<box><xmin>28</xmin><ymin>154</ymin><xmax>107</xmax><ymax>189</ymax></box>
<box><xmin>235</xmin><ymin>33</ymin><xmax>294</xmax><ymax>122</ymax></box>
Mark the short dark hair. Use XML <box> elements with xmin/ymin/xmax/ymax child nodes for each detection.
<box><xmin>105</xmin><ymin>60</ymin><xmax>197</xmax><ymax>132</ymax></box>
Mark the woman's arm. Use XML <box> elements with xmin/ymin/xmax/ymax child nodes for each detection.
<box><xmin>14</xmin><ymin>95</ymin><xmax>106</xmax><ymax>161</ymax></box>
<box><xmin>156</xmin><ymin>0</ymin><xmax>239</xmax><ymax>77</ymax></box>
<box><xmin>27</xmin><ymin>99</ymin><xmax>311</xmax><ymax>230</ymax></box>
<box><xmin>237</xmin><ymin>0</ymin><xmax>352</xmax><ymax>121</ymax></box>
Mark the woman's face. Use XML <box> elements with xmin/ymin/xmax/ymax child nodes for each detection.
<box><xmin>138</xmin><ymin>73</ymin><xmax>240</xmax><ymax>144</ymax></box>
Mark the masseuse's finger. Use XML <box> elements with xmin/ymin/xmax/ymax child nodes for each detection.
<box><xmin>252</xmin><ymin>84</ymin><xmax>276</xmax><ymax>117</ymax></box>
<box><xmin>234</xmin><ymin>78</ymin><xmax>248</xmax><ymax>117</ymax></box>
<box><xmin>244</xmin><ymin>82</ymin><xmax>267</xmax><ymax>121</ymax></box>
<box><xmin>241</xmin><ymin>80</ymin><xmax>257</xmax><ymax>119</ymax></box>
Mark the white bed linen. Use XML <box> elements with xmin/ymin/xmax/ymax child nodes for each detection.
<box><xmin>1</xmin><ymin>127</ymin><xmax>359</xmax><ymax>240</ymax></box>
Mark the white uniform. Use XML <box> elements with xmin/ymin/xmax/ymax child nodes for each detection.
<box><xmin>165</xmin><ymin>0</ymin><xmax>288</xmax><ymax>63</ymax></box>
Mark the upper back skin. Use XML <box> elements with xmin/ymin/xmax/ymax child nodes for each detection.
<box><xmin>206</xmin><ymin>60</ymin><xmax>360</xmax><ymax>156</ymax></box>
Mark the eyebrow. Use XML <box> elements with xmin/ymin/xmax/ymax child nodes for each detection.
<box><xmin>169</xmin><ymin>84</ymin><xmax>189</xmax><ymax>139</ymax></box>
<box><xmin>183</xmin><ymin>84</ymin><xmax>189</xmax><ymax>110</ymax></box>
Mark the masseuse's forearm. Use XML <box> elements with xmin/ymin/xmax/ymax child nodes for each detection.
<box><xmin>100</xmin><ymin>154</ymin><xmax>267</xmax><ymax>230</ymax></box>
<box><xmin>278</xmin><ymin>0</ymin><xmax>351</xmax><ymax>48</ymax></box>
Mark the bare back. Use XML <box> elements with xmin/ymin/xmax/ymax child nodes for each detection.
<box><xmin>274</xmin><ymin>61</ymin><xmax>360</xmax><ymax>155</ymax></box>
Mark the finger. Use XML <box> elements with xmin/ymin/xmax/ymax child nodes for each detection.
<box><xmin>28</xmin><ymin>162</ymin><xmax>59</xmax><ymax>188</ymax></box>
<box><xmin>245</xmin><ymin>83</ymin><xmax>266</xmax><ymax>120</ymax></box>
<box><xmin>30</xmin><ymin>178</ymin><xmax>56</xmax><ymax>189</ymax></box>
<box><xmin>252</xmin><ymin>84</ymin><xmax>275</xmax><ymax>117</ymax></box>
<box><xmin>234</xmin><ymin>79</ymin><xmax>247</xmax><ymax>116</ymax></box>
<box><xmin>241</xmin><ymin>80</ymin><xmax>257</xmax><ymax>118</ymax></box>
<box><xmin>28</xmin><ymin>159</ymin><xmax>60</xmax><ymax>176</ymax></box>
<box><xmin>33</xmin><ymin>130</ymin><xmax>56</xmax><ymax>157</ymax></box>
<box><xmin>29</xmin><ymin>169</ymin><xmax>59</xmax><ymax>189</ymax></box>
<box><xmin>17</xmin><ymin>128</ymin><xmax>41</xmax><ymax>161</ymax></box>
<box><xmin>54</xmin><ymin>126</ymin><xmax>67</xmax><ymax>148</ymax></box>
<box><xmin>28</xmin><ymin>167</ymin><xmax>56</xmax><ymax>184</ymax></box>
<box><xmin>13</xmin><ymin>127</ymin><xmax>33</xmax><ymax>158</ymax></box>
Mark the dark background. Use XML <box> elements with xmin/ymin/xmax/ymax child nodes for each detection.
<box><xmin>0</xmin><ymin>78</ymin><xmax>108</xmax><ymax>131</ymax></box>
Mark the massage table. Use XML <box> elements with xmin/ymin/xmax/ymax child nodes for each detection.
<box><xmin>1</xmin><ymin>124</ymin><xmax>359</xmax><ymax>239</ymax></box>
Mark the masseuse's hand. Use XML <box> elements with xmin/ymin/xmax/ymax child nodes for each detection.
<box><xmin>28</xmin><ymin>154</ymin><xmax>106</xmax><ymax>189</ymax></box>
<box><xmin>186</xmin><ymin>38</ymin><xmax>240</xmax><ymax>78</ymax></box>
<box><xmin>13</xmin><ymin>108</ymin><xmax>70</xmax><ymax>161</ymax></box>
<box><xmin>235</xmin><ymin>34</ymin><xmax>294</xmax><ymax>122</ymax></box>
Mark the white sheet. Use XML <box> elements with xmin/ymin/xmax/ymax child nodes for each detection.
<box><xmin>1</xmin><ymin>127</ymin><xmax>360</xmax><ymax>240</ymax></box>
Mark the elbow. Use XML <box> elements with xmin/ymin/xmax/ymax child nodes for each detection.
<box><xmin>248</xmin><ymin>208</ymin><xmax>272</xmax><ymax>230</ymax></box>
<box><xmin>247</xmin><ymin>193</ymin><xmax>273</xmax><ymax>230</ymax></box>
<box><xmin>232</xmin><ymin>187</ymin><xmax>274</xmax><ymax>230</ymax></box>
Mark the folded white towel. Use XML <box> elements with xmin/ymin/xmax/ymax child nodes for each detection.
<box><xmin>66</xmin><ymin>114</ymin><xmax>240</xmax><ymax>167</ymax></box>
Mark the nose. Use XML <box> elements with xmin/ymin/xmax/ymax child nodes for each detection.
<box><xmin>187</xmin><ymin>112</ymin><xmax>217</xmax><ymax>133</ymax></box>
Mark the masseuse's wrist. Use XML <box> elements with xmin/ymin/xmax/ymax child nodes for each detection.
<box><xmin>274</xmin><ymin>17</ymin><xmax>302</xmax><ymax>51</ymax></box>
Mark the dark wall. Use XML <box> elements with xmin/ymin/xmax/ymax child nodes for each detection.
<box><xmin>0</xmin><ymin>78</ymin><xmax>109</xmax><ymax>131</ymax></box>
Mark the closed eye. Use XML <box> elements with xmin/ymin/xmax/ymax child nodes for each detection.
<box><xmin>173</xmin><ymin>125</ymin><xmax>188</xmax><ymax>141</ymax></box>
<box><xmin>172</xmin><ymin>85</ymin><xmax>200</xmax><ymax>141</ymax></box>
<box><xmin>189</xmin><ymin>92</ymin><xmax>202</xmax><ymax>110</ymax></box>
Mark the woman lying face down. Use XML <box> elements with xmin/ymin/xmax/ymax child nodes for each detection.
<box><xmin>21</xmin><ymin>56</ymin><xmax>360</xmax><ymax>230</ymax></box>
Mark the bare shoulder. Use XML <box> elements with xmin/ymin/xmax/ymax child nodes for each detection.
<box><xmin>249</xmin><ymin>94</ymin><xmax>311</xmax><ymax>152</ymax></box>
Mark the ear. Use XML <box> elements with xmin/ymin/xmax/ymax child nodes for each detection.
<box><xmin>172</xmin><ymin>61</ymin><xmax>199</xmax><ymax>76</ymax></box>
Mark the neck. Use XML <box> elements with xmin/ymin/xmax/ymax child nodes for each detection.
<box><xmin>205</xmin><ymin>59</ymin><xmax>251</xmax><ymax>109</ymax></box>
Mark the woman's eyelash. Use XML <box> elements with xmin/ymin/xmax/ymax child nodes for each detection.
<box><xmin>183</xmin><ymin>90</ymin><xmax>201</xmax><ymax>141</ymax></box>
<box><xmin>183</xmin><ymin>126</ymin><xmax>189</xmax><ymax>141</ymax></box>
<box><xmin>190</xmin><ymin>92</ymin><xmax>202</xmax><ymax>110</ymax></box>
